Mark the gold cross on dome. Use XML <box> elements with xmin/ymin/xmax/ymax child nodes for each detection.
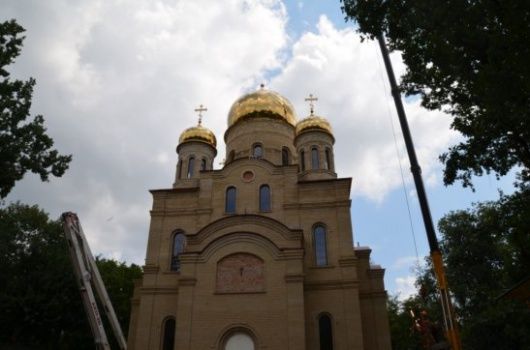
<box><xmin>194</xmin><ymin>104</ymin><xmax>207</xmax><ymax>125</ymax></box>
<box><xmin>304</xmin><ymin>94</ymin><xmax>318</xmax><ymax>116</ymax></box>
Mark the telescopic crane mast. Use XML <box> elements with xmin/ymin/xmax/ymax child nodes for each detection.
<box><xmin>62</xmin><ymin>212</ymin><xmax>128</xmax><ymax>350</ymax></box>
<box><xmin>376</xmin><ymin>34</ymin><xmax>462</xmax><ymax>350</ymax></box>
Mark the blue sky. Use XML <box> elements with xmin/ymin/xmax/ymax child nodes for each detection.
<box><xmin>1</xmin><ymin>0</ymin><xmax>516</xmax><ymax>298</ymax></box>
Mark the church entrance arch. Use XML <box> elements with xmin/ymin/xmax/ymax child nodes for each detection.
<box><xmin>224</xmin><ymin>332</ymin><xmax>255</xmax><ymax>350</ymax></box>
<box><xmin>218</xmin><ymin>326</ymin><xmax>258</xmax><ymax>350</ymax></box>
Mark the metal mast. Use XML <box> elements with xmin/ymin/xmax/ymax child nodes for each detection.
<box><xmin>62</xmin><ymin>212</ymin><xmax>128</xmax><ymax>350</ymax></box>
<box><xmin>376</xmin><ymin>33</ymin><xmax>462</xmax><ymax>350</ymax></box>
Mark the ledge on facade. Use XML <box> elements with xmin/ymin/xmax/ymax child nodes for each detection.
<box><xmin>368</xmin><ymin>266</ymin><xmax>386</xmax><ymax>279</ymax></box>
<box><xmin>338</xmin><ymin>256</ymin><xmax>358</xmax><ymax>267</ymax></box>
<box><xmin>142</xmin><ymin>264</ymin><xmax>160</xmax><ymax>274</ymax></box>
<box><xmin>354</xmin><ymin>246</ymin><xmax>372</xmax><ymax>259</ymax></box>
<box><xmin>150</xmin><ymin>186</ymin><xmax>199</xmax><ymax>195</ymax></box>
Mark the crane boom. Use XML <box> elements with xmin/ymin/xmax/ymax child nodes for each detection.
<box><xmin>62</xmin><ymin>212</ymin><xmax>127</xmax><ymax>350</ymax></box>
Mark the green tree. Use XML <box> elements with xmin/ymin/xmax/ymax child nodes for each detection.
<box><xmin>414</xmin><ymin>189</ymin><xmax>530</xmax><ymax>349</ymax></box>
<box><xmin>0</xmin><ymin>202</ymin><xmax>142</xmax><ymax>349</ymax></box>
<box><xmin>0</xmin><ymin>19</ymin><xmax>72</xmax><ymax>198</ymax></box>
<box><xmin>341</xmin><ymin>1</ymin><xmax>530</xmax><ymax>187</ymax></box>
<box><xmin>387</xmin><ymin>296</ymin><xmax>421</xmax><ymax>350</ymax></box>
<box><xmin>96</xmin><ymin>257</ymin><xmax>142</xmax><ymax>341</ymax></box>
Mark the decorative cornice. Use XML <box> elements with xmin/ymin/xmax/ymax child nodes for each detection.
<box><xmin>283</xmin><ymin>200</ymin><xmax>351</xmax><ymax>210</ymax></box>
<box><xmin>304</xmin><ymin>279</ymin><xmax>359</xmax><ymax>291</ymax></box>
<box><xmin>285</xmin><ymin>273</ymin><xmax>305</xmax><ymax>283</ymax></box>
<box><xmin>150</xmin><ymin>208</ymin><xmax>213</xmax><ymax>217</ymax></box>
<box><xmin>189</xmin><ymin>214</ymin><xmax>303</xmax><ymax>244</ymax></box>
<box><xmin>359</xmin><ymin>291</ymin><xmax>388</xmax><ymax>299</ymax></box>
<box><xmin>178</xmin><ymin>277</ymin><xmax>197</xmax><ymax>286</ymax></box>
<box><xmin>338</xmin><ymin>256</ymin><xmax>358</xmax><ymax>267</ymax></box>
<box><xmin>142</xmin><ymin>264</ymin><xmax>160</xmax><ymax>274</ymax></box>
<box><xmin>140</xmin><ymin>287</ymin><xmax>179</xmax><ymax>295</ymax></box>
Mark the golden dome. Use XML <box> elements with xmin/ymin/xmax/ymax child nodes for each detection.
<box><xmin>227</xmin><ymin>88</ymin><xmax>297</xmax><ymax>127</ymax></box>
<box><xmin>295</xmin><ymin>115</ymin><xmax>333</xmax><ymax>136</ymax></box>
<box><xmin>179</xmin><ymin>125</ymin><xmax>217</xmax><ymax>147</ymax></box>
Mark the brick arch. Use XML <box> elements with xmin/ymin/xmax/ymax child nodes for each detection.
<box><xmin>187</xmin><ymin>214</ymin><xmax>303</xmax><ymax>250</ymax></box>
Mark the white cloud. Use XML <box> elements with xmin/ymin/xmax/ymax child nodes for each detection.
<box><xmin>3</xmin><ymin>0</ymin><xmax>288</xmax><ymax>264</ymax></box>
<box><xmin>272</xmin><ymin>16</ymin><xmax>458</xmax><ymax>202</ymax></box>
<box><xmin>2</xmin><ymin>5</ymin><xmax>458</xmax><ymax>268</ymax></box>
<box><xmin>392</xmin><ymin>256</ymin><xmax>422</xmax><ymax>271</ymax></box>
<box><xmin>395</xmin><ymin>275</ymin><xmax>417</xmax><ymax>301</ymax></box>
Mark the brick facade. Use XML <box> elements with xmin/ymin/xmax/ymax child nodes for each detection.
<box><xmin>127</xmin><ymin>89</ymin><xmax>391</xmax><ymax>350</ymax></box>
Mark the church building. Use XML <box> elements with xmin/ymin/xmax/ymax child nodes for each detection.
<box><xmin>127</xmin><ymin>87</ymin><xmax>391</xmax><ymax>350</ymax></box>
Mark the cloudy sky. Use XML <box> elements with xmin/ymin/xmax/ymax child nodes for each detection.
<box><xmin>2</xmin><ymin>0</ymin><xmax>515</xmax><ymax>299</ymax></box>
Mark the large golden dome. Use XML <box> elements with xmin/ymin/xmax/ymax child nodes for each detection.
<box><xmin>179</xmin><ymin>124</ymin><xmax>217</xmax><ymax>147</ymax></box>
<box><xmin>227</xmin><ymin>87</ymin><xmax>297</xmax><ymax>127</ymax></box>
<box><xmin>295</xmin><ymin>115</ymin><xmax>333</xmax><ymax>136</ymax></box>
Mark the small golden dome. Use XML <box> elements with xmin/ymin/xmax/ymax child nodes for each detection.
<box><xmin>295</xmin><ymin>115</ymin><xmax>333</xmax><ymax>136</ymax></box>
<box><xmin>179</xmin><ymin>125</ymin><xmax>217</xmax><ymax>147</ymax></box>
<box><xmin>227</xmin><ymin>88</ymin><xmax>297</xmax><ymax>127</ymax></box>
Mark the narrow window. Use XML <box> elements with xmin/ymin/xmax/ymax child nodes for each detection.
<box><xmin>319</xmin><ymin>314</ymin><xmax>333</xmax><ymax>350</ymax></box>
<box><xmin>177</xmin><ymin>160</ymin><xmax>182</xmax><ymax>179</ymax></box>
<box><xmin>162</xmin><ymin>317</ymin><xmax>176</xmax><ymax>350</ymax></box>
<box><xmin>325</xmin><ymin>148</ymin><xmax>332</xmax><ymax>170</ymax></box>
<box><xmin>311</xmin><ymin>147</ymin><xmax>319</xmax><ymax>170</ymax></box>
<box><xmin>259</xmin><ymin>185</ymin><xmax>271</xmax><ymax>211</ymax></box>
<box><xmin>282</xmin><ymin>147</ymin><xmax>289</xmax><ymax>166</ymax></box>
<box><xmin>225</xmin><ymin>186</ymin><xmax>236</xmax><ymax>213</ymax></box>
<box><xmin>300</xmin><ymin>150</ymin><xmax>306</xmax><ymax>171</ymax></box>
<box><xmin>187</xmin><ymin>156</ymin><xmax>195</xmax><ymax>178</ymax></box>
<box><xmin>314</xmin><ymin>225</ymin><xmax>327</xmax><ymax>266</ymax></box>
<box><xmin>253</xmin><ymin>144</ymin><xmax>263</xmax><ymax>158</ymax></box>
<box><xmin>171</xmin><ymin>232</ymin><xmax>186</xmax><ymax>271</ymax></box>
<box><xmin>200</xmin><ymin>158</ymin><xmax>207</xmax><ymax>171</ymax></box>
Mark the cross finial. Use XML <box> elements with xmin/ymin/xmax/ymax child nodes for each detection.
<box><xmin>194</xmin><ymin>104</ymin><xmax>208</xmax><ymax>125</ymax></box>
<box><xmin>304</xmin><ymin>93</ymin><xmax>318</xmax><ymax>116</ymax></box>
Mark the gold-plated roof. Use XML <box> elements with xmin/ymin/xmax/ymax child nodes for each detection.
<box><xmin>179</xmin><ymin>125</ymin><xmax>217</xmax><ymax>147</ymax></box>
<box><xmin>295</xmin><ymin>115</ymin><xmax>333</xmax><ymax>136</ymax></box>
<box><xmin>227</xmin><ymin>88</ymin><xmax>297</xmax><ymax>127</ymax></box>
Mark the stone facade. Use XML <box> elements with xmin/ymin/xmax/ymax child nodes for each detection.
<box><xmin>127</xmin><ymin>89</ymin><xmax>391</xmax><ymax>350</ymax></box>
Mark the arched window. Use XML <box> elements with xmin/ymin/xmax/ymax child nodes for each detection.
<box><xmin>282</xmin><ymin>147</ymin><xmax>289</xmax><ymax>166</ymax></box>
<box><xmin>311</xmin><ymin>147</ymin><xmax>319</xmax><ymax>170</ymax></box>
<box><xmin>300</xmin><ymin>150</ymin><xmax>306</xmax><ymax>171</ymax></box>
<box><xmin>319</xmin><ymin>314</ymin><xmax>333</xmax><ymax>350</ymax></box>
<box><xmin>225</xmin><ymin>186</ymin><xmax>236</xmax><ymax>213</ymax></box>
<box><xmin>325</xmin><ymin>148</ymin><xmax>332</xmax><ymax>170</ymax></box>
<box><xmin>200</xmin><ymin>158</ymin><xmax>207</xmax><ymax>171</ymax></box>
<box><xmin>177</xmin><ymin>160</ymin><xmax>182</xmax><ymax>179</ymax></box>
<box><xmin>253</xmin><ymin>144</ymin><xmax>263</xmax><ymax>158</ymax></box>
<box><xmin>162</xmin><ymin>317</ymin><xmax>176</xmax><ymax>350</ymax></box>
<box><xmin>259</xmin><ymin>185</ymin><xmax>271</xmax><ymax>211</ymax></box>
<box><xmin>187</xmin><ymin>156</ymin><xmax>195</xmax><ymax>178</ymax></box>
<box><xmin>171</xmin><ymin>232</ymin><xmax>186</xmax><ymax>271</ymax></box>
<box><xmin>224</xmin><ymin>332</ymin><xmax>255</xmax><ymax>350</ymax></box>
<box><xmin>313</xmin><ymin>225</ymin><xmax>327</xmax><ymax>266</ymax></box>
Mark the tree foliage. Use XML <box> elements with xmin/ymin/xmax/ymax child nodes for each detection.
<box><xmin>0</xmin><ymin>202</ymin><xmax>142</xmax><ymax>349</ymax></box>
<box><xmin>0</xmin><ymin>19</ymin><xmax>72</xmax><ymax>198</ymax></box>
<box><xmin>436</xmin><ymin>188</ymin><xmax>530</xmax><ymax>349</ymax></box>
<box><xmin>341</xmin><ymin>0</ymin><xmax>530</xmax><ymax>187</ymax></box>
<box><xmin>390</xmin><ymin>189</ymin><xmax>530</xmax><ymax>349</ymax></box>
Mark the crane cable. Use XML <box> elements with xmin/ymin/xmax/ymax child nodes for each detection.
<box><xmin>373</xmin><ymin>41</ymin><xmax>422</xmax><ymax>270</ymax></box>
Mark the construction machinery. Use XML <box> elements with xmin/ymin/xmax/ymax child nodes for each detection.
<box><xmin>62</xmin><ymin>212</ymin><xmax>127</xmax><ymax>350</ymax></box>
